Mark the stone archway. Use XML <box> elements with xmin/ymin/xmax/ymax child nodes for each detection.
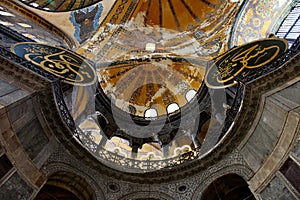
<box><xmin>35</xmin><ymin>171</ymin><xmax>96</xmax><ymax>200</ymax></box>
<box><xmin>200</xmin><ymin>173</ymin><xmax>255</xmax><ymax>200</ymax></box>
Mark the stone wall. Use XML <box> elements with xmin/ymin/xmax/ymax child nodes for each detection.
<box><xmin>240</xmin><ymin>78</ymin><xmax>300</xmax><ymax>199</ymax></box>
<box><xmin>0</xmin><ymin>78</ymin><xmax>56</xmax><ymax>200</ymax></box>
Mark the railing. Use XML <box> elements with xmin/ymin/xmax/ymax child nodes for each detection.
<box><xmin>0</xmin><ymin>46</ymin><xmax>57</xmax><ymax>81</ymax></box>
<box><xmin>55</xmin><ymin>81</ymin><xmax>245</xmax><ymax>173</ymax></box>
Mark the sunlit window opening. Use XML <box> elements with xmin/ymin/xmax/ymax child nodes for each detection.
<box><xmin>185</xmin><ymin>89</ymin><xmax>197</xmax><ymax>102</ymax></box>
<box><xmin>167</xmin><ymin>103</ymin><xmax>180</xmax><ymax>114</ymax></box>
<box><xmin>0</xmin><ymin>11</ymin><xmax>15</xmax><ymax>17</ymax></box>
<box><xmin>17</xmin><ymin>23</ymin><xmax>31</xmax><ymax>28</ymax></box>
<box><xmin>144</xmin><ymin>108</ymin><xmax>158</xmax><ymax>118</ymax></box>
<box><xmin>0</xmin><ymin>21</ymin><xmax>13</xmax><ymax>26</ymax></box>
<box><xmin>276</xmin><ymin>2</ymin><xmax>300</xmax><ymax>47</ymax></box>
<box><xmin>29</xmin><ymin>3</ymin><xmax>39</xmax><ymax>8</ymax></box>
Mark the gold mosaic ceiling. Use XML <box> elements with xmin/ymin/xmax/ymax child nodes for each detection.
<box><xmin>79</xmin><ymin>0</ymin><xmax>236</xmax><ymax>59</ymax></box>
<box><xmin>99</xmin><ymin>55</ymin><xmax>206</xmax><ymax>116</ymax></box>
<box><xmin>131</xmin><ymin>0</ymin><xmax>226</xmax><ymax>32</ymax></box>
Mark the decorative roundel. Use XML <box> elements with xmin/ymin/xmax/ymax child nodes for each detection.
<box><xmin>12</xmin><ymin>42</ymin><xmax>96</xmax><ymax>86</ymax></box>
<box><xmin>177</xmin><ymin>185</ymin><xmax>188</xmax><ymax>193</ymax></box>
<box><xmin>205</xmin><ymin>38</ymin><xmax>288</xmax><ymax>89</ymax></box>
<box><xmin>16</xmin><ymin>0</ymin><xmax>102</xmax><ymax>12</ymax></box>
<box><xmin>108</xmin><ymin>183</ymin><xmax>120</xmax><ymax>192</ymax></box>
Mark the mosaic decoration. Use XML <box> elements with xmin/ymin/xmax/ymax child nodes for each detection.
<box><xmin>205</xmin><ymin>38</ymin><xmax>288</xmax><ymax>88</ymax></box>
<box><xmin>77</xmin><ymin>0</ymin><xmax>238</xmax><ymax>60</ymax></box>
<box><xmin>130</xmin><ymin>0</ymin><xmax>225</xmax><ymax>32</ymax></box>
<box><xmin>70</xmin><ymin>4</ymin><xmax>103</xmax><ymax>43</ymax></box>
<box><xmin>12</xmin><ymin>42</ymin><xmax>96</xmax><ymax>86</ymax></box>
<box><xmin>230</xmin><ymin>0</ymin><xmax>292</xmax><ymax>47</ymax></box>
<box><xmin>16</xmin><ymin>0</ymin><xmax>102</xmax><ymax>12</ymax></box>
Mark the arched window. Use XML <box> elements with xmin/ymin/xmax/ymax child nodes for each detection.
<box><xmin>166</xmin><ymin>103</ymin><xmax>180</xmax><ymax>114</ymax></box>
<box><xmin>35</xmin><ymin>171</ymin><xmax>96</xmax><ymax>200</ymax></box>
<box><xmin>276</xmin><ymin>2</ymin><xmax>300</xmax><ymax>46</ymax></box>
<box><xmin>0</xmin><ymin>11</ymin><xmax>15</xmax><ymax>17</ymax></box>
<box><xmin>185</xmin><ymin>89</ymin><xmax>197</xmax><ymax>102</ymax></box>
<box><xmin>144</xmin><ymin>108</ymin><xmax>158</xmax><ymax>118</ymax></box>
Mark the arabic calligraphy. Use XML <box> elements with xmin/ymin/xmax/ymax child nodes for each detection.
<box><xmin>205</xmin><ymin>38</ymin><xmax>288</xmax><ymax>88</ymax></box>
<box><xmin>12</xmin><ymin>42</ymin><xmax>96</xmax><ymax>86</ymax></box>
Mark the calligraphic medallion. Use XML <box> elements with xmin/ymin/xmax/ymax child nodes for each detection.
<box><xmin>12</xmin><ymin>42</ymin><xmax>96</xmax><ymax>86</ymax></box>
<box><xmin>205</xmin><ymin>38</ymin><xmax>288</xmax><ymax>88</ymax></box>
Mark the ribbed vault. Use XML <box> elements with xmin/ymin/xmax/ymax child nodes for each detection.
<box><xmin>131</xmin><ymin>0</ymin><xmax>227</xmax><ymax>32</ymax></box>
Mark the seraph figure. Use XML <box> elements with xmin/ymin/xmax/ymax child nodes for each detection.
<box><xmin>70</xmin><ymin>4</ymin><xmax>103</xmax><ymax>43</ymax></box>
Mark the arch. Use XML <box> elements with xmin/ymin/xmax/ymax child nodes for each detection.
<box><xmin>119</xmin><ymin>191</ymin><xmax>175</xmax><ymax>200</ymax></box>
<box><xmin>200</xmin><ymin>174</ymin><xmax>255</xmax><ymax>200</ymax></box>
<box><xmin>35</xmin><ymin>171</ymin><xmax>96</xmax><ymax>200</ymax></box>
<box><xmin>191</xmin><ymin>164</ymin><xmax>254</xmax><ymax>199</ymax></box>
<box><xmin>40</xmin><ymin>163</ymin><xmax>105</xmax><ymax>200</ymax></box>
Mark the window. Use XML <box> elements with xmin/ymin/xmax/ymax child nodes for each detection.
<box><xmin>185</xmin><ymin>89</ymin><xmax>197</xmax><ymax>102</ymax></box>
<box><xmin>0</xmin><ymin>154</ymin><xmax>13</xmax><ymax>179</ymax></box>
<box><xmin>166</xmin><ymin>103</ymin><xmax>180</xmax><ymax>114</ymax></box>
<box><xmin>280</xmin><ymin>157</ymin><xmax>300</xmax><ymax>193</ymax></box>
<box><xmin>0</xmin><ymin>11</ymin><xmax>15</xmax><ymax>17</ymax></box>
<box><xmin>276</xmin><ymin>3</ymin><xmax>300</xmax><ymax>47</ymax></box>
<box><xmin>144</xmin><ymin>108</ymin><xmax>158</xmax><ymax>118</ymax></box>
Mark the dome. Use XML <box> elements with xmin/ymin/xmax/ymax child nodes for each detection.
<box><xmin>98</xmin><ymin>52</ymin><xmax>205</xmax><ymax>117</ymax></box>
